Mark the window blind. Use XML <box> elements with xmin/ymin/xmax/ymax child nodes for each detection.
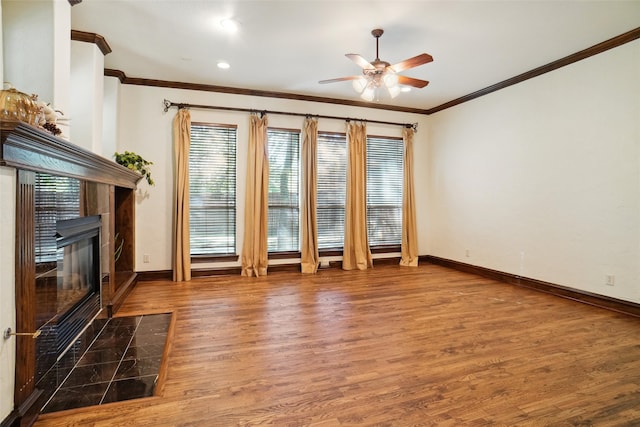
<box><xmin>267</xmin><ymin>128</ymin><xmax>300</xmax><ymax>253</ymax></box>
<box><xmin>317</xmin><ymin>132</ymin><xmax>347</xmax><ymax>250</ymax></box>
<box><xmin>35</xmin><ymin>173</ymin><xmax>81</xmax><ymax>263</ymax></box>
<box><xmin>366</xmin><ymin>136</ymin><xmax>403</xmax><ymax>247</ymax></box>
<box><xmin>189</xmin><ymin>123</ymin><xmax>237</xmax><ymax>256</ymax></box>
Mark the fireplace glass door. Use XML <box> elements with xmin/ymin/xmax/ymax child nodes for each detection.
<box><xmin>56</xmin><ymin>235</ymin><xmax>96</xmax><ymax>320</ymax></box>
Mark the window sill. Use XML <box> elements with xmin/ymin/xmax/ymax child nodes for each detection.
<box><xmin>268</xmin><ymin>251</ymin><xmax>301</xmax><ymax>260</ymax></box>
<box><xmin>191</xmin><ymin>254</ymin><xmax>239</xmax><ymax>264</ymax></box>
<box><xmin>371</xmin><ymin>245</ymin><xmax>401</xmax><ymax>254</ymax></box>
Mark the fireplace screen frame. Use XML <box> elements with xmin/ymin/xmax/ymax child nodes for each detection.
<box><xmin>54</xmin><ymin>215</ymin><xmax>102</xmax><ymax>324</ymax></box>
<box><xmin>35</xmin><ymin>215</ymin><xmax>103</xmax><ymax>380</ymax></box>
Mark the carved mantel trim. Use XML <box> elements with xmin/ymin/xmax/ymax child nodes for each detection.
<box><xmin>0</xmin><ymin>120</ymin><xmax>141</xmax><ymax>188</ymax></box>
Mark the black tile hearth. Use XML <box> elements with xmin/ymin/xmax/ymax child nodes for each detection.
<box><xmin>39</xmin><ymin>312</ymin><xmax>171</xmax><ymax>414</ymax></box>
<box><xmin>102</xmin><ymin>375</ymin><xmax>158</xmax><ymax>404</ymax></box>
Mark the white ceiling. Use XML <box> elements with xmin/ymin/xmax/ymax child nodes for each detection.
<box><xmin>70</xmin><ymin>0</ymin><xmax>640</xmax><ymax>111</ymax></box>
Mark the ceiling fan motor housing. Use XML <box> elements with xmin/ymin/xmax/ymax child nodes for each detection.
<box><xmin>318</xmin><ymin>27</ymin><xmax>431</xmax><ymax>94</ymax></box>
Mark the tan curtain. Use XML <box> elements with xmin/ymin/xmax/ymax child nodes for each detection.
<box><xmin>241</xmin><ymin>113</ymin><xmax>269</xmax><ymax>277</ymax></box>
<box><xmin>301</xmin><ymin>117</ymin><xmax>319</xmax><ymax>274</ymax></box>
<box><xmin>400</xmin><ymin>127</ymin><xmax>419</xmax><ymax>266</ymax></box>
<box><xmin>172</xmin><ymin>108</ymin><xmax>191</xmax><ymax>281</ymax></box>
<box><xmin>343</xmin><ymin>121</ymin><xmax>372</xmax><ymax>271</ymax></box>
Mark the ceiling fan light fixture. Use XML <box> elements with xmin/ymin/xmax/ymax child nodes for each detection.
<box><xmin>319</xmin><ymin>28</ymin><xmax>432</xmax><ymax>102</ymax></box>
<box><xmin>352</xmin><ymin>76</ymin><xmax>368</xmax><ymax>93</ymax></box>
<box><xmin>383</xmin><ymin>72</ymin><xmax>398</xmax><ymax>88</ymax></box>
<box><xmin>387</xmin><ymin>84</ymin><xmax>401</xmax><ymax>98</ymax></box>
<box><xmin>361</xmin><ymin>85</ymin><xmax>376</xmax><ymax>102</ymax></box>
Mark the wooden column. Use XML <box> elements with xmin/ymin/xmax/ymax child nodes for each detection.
<box><xmin>14</xmin><ymin>169</ymin><xmax>38</xmax><ymax>409</ymax></box>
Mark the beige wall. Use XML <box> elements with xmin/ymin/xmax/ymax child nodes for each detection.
<box><xmin>0</xmin><ymin>2</ymin><xmax>16</xmax><ymax>420</ymax></box>
<box><xmin>0</xmin><ymin>11</ymin><xmax>638</xmax><ymax>421</ymax></box>
<box><xmin>116</xmin><ymin>85</ymin><xmax>429</xmax><ymax>272</ymax></box>
<box><xmin>426</xmin><ymin>40</ymin><xmax>640</xmax><ymax>302</ymax></box>
<box><xmin>71</xmin><ymin>40</ymin><xmax>105</xmax><ymax>153</ymax></box>
<box><xmin>0</xmin><ymin>167</ymin><xmax>16</xmax><ymax>421</ymax></box>
<box><xmin>102</xmin><ymin>76</ymin><xmax>121</xmax><ymax>158</ymax></box>
<box><xmin>2</xmin><ymin>0</ymin><xmax>70</xmax><ymax>128</ymax></box>
<box><xmin>114</xmin><ymin>39</ymin><xmax>640</xmax><ymax>305</ymax></box>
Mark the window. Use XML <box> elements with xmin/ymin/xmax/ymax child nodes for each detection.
<box><xmin>366</xmin><ymin>135</ymin><xmax>403</xmax><ymax>247</ymax></box>
<box><xmin>34</xmin><ymin>173</ymin><xmax>80</xmax><ymax>263</ymax></box>
<box><xmin>317</xmin><ymin>132</ymin><xmax>347</xmax><ymax>251</ymax></box>
<box><xmin>267</xmin><ymin>128</ymin><xmax>300</xmax><ymax>253</ymax></box>
<box><xmin>189</xmin><ymin>123</ymin><xmax>237</xmax><ymax>256</ymax></box>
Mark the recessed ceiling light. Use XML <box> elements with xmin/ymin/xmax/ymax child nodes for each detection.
<box><xmin>400</xmin><ymin>87</ymin><xmax>411</xmax><ymax>93</ymax></box>
<box><xmin>217</xmin><ymin>61</ymin><xmax>230</xmax><ymax>69</ymax></box>
<box><xmin>220</xmin><ymin>18</ymin><xmax>238</xmax><ymax>32</ymax></box>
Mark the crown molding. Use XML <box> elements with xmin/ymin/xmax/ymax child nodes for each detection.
<box><xmin>101</xmin><ymin>70</ymin><xmax>431</xmax><ymax>115</ymax></box>
<box><xmin>71</xmin><ymin>30</ymin><xmax>112</xmax><ymax>56</ymax></box>
<box><xmin>99</xmin><ymin>26</ymin><xmax>638</xmax><ymax>115</ymax></box>
<box><xmin>426</xmin><ymin>26</ymin><xmax>640</xmax><ymax>114</ymax></box>
<box><xmin>104</xmin><ymin>68</ymin><xmax>127</xmax><ymax>83</ymax></box>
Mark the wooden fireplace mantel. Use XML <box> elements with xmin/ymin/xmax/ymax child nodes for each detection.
<box><xmin>1</xmin><ymin>119</ymin><xmax>142</xmax><ymax>420</ymax></box>
<box><xmin>1</xmin><ymin>120</ymin><xmax>141</xmax><ymax>188</ymax></box>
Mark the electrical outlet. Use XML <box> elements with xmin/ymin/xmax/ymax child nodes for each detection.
<box><xmin>143</xmin><ymin>254</ymin><xmax>150</xmax><ymax>263</ymax></box>
<box><xmin>606</xmin><ymin>275</ymin><xmax>615</xmax><ymax>286</ymax></box>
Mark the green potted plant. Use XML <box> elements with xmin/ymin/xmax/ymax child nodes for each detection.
<box><xmin>114</xmin><ymin>151</ymin><xmax>155</xmax><ymax>186</ymax></box>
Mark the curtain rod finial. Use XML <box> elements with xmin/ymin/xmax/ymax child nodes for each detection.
<box><xmin>163</xmin><ymin>99</ymin><xmax>171</xmax><ymax>113</ymax></box>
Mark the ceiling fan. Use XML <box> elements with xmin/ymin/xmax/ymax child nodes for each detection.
<box><xmin>319</xmin><ymin>28</ymin><xmax>433</xmax><ymax>101</ymax></box>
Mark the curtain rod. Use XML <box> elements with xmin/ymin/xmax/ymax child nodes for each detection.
<box><xmin>162</xmin><ymin>99</ymin><xmax>418</xmax><ymax>132</ymax></box>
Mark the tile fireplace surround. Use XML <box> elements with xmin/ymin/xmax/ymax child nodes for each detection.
<box><xmin>38</xmin><ymin>312</ymin><xmax>172</xmax><ymax>414</ymax></box>
<box><xmin>1</xmin><ymin>121</ymin><xmax>143</xmax><ymax>425</ymax></box>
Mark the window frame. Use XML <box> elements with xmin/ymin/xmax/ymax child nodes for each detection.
<box><xmin>366</xmin><ymin>134</ymin><xmax>404</xmax><ymax>252</ymax></box>
<box><xmin>316</xmin><ymin>130</ymin><xmax>348</xmax><ymax>255</ymax></box>
<box><xmin>188</xmin><ymin>122</ymin><xmax>238</xmax><ymax>260</ymax></box>
<box><xmin>266</xmin><ymin>127</ymin><xmax>301</xmax><ymax>255</ymax></box>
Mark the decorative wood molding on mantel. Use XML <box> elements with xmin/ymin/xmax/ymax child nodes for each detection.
<box><xmin>0</xmin><ymin>120</ymin><xmax>141</xmax><ymax>188</ymax></box>
<box><xmin>71</xmin><ymin>30</ymin><xmax>112</xmax><ymax>56</ymax></box>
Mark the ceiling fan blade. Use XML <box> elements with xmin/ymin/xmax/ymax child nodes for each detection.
<box><xmin>389</xmin><ymin>53</ymin><xmax>433</xmax><ymax>73</ymax></box>
<box><xmin>346</xmin><ymin>54</ymin><xmax>375</xmax><ymax>70</ymax></box>
<box><xmin>397</xmin><ymin>75</ymin><xmax>429</xmax><ymax>88</ymax></box>
<box><xmin>319</xmin><ymin>76</ymin><xmax>361</xmax><ymax>84</ymax></box>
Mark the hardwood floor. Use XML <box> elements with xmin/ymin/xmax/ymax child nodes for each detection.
<box><xmin>35</xmin><ymin>264</ymin><xmax>640</xmax><ymax>426</ymax></box>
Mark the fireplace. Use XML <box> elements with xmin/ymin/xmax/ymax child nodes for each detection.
<box><xmin>35</xmin><ymin>215</ymin><xmax>102</xmax><ymax>379</ymax></box>
<box><xmin>2</xmin><ymin>121</ymin><xmax>142</xmax><ymax>423</ymax></box>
